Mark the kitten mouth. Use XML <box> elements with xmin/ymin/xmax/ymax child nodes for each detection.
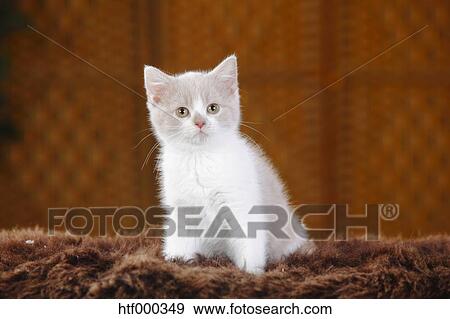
<box><xmin>190</xmin><ymin>130</ymin><xmax>209</xmax><ymax>144</ymax></box>
<box><xmin>195</xmin><ymin>129</ymin><xmax>207</xmax><ymax>136</ymax></box>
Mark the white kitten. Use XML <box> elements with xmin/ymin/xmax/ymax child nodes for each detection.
<box><xmin>144</xmin><ymin>55</ymin><xmax>313</xmax><ymax>274</ymax></box>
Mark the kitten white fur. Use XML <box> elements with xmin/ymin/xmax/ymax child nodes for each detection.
<box><xmin>144</xmin><ymin>55</ymin><xmax>312</xmax><ymax>274</ymax></box>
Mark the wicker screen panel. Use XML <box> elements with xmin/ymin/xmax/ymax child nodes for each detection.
<box><xmin>1</xmin><ymin>0</ymin><xmax>154</xmax><ymax>227</ymax></box>
<box><xmin>325</xmin><ymin>0</ymin><xmax>450</xmax><ymax>235</ymax></box>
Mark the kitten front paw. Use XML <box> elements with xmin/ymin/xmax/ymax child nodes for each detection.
<box><xmin>234</xmin><ymin>256</ymin><xmax>265</xmax><ymax>275</ymax></box>
<box><xmin>163</xmin><ymin>237</ymin><xmax>199</xmax><ymax>262</ymax></box>
<box><xmin>243</xmin><ymin>264</ymin><xmax>265</xmax><ymax>275</ymax></box>
<box><xmin>163</xmin><ymin>251</ymin><xmax>196</xmax><ymax>262</ymax></box>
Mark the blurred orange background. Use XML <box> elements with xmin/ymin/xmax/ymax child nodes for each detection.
<box><xmin>0</xmin><ymin>0</ymin><xmax>448</xmax><ymax>237</ymax></box>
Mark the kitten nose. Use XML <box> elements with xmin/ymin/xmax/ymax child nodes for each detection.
<box><xmin>195</xmin><ymin>120</ymin><xmax>205</xmax><ymax>129</ymax></box>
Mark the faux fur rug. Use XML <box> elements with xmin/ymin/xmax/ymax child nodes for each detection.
<box><xmin>0</xmin><ymin>229</ymin><xmax>448</xmax><ymax>298</ymax></box>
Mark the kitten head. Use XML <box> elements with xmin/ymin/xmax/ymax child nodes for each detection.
<box><xmin>144</xmin><ymin>55</ymin><xmax>240</xmax><ymax>147</ymax></box>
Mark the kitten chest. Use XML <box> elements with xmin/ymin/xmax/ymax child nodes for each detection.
<box><xmin>161</xmin><ymin>150</ymin><xmax>229</xmax><ymax>205</ymax></box>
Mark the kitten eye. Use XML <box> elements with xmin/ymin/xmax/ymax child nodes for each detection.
<box><xmin>207</xmin><ymin>103</ymin><xmax>220</xmax><ymax>114</ymax></box>
<box><xmin>175</xmin><ymin>107</ymin><xmax>190</xmax><ymax>118</ymax></box>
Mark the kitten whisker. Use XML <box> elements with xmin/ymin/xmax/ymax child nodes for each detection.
<box><xmin>141</xmin><ymin>142</ymin><xmax>160</xmax><ymax>170</ymax></box>
<box><xmin>136</xmin><ymin>128</ymin><xmax>152</xmax><ymax>134</ymax></box>
<box><xmin>134</xmin><ymin>132</ymin><xmax>155</xmax><ymax>149</ymax></box>
<box><xmin>240</xmin><ymin>132</ymin><xmax>259</xmax><ymax>149</ymax></box>
<box><xmin>240</xmin><ymin>123</ymin><xmax>271</xmax><ymax>142</ymax></box>
<box><xmin>241</xmin><ymin>120</ymin><xmax>263</xmax><ymax>125</ymax></box>
<box><xmin>140</xmin><ymin>130</ymin><xmax>185</xmax><ymax>170</ymax></box>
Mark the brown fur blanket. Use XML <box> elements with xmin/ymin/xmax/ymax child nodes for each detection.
<box><xmin>0</xmin><ymin>229</ymin><xmax>448</xmax><ymax>298</ymax></box>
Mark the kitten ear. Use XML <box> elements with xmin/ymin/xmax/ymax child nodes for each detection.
<box><xmin>210</xmin><ymin>55</ymin><xmax>238</xmax><ymax>95</ymax></box>
<box><xmin>144</xmin><ymin>65</ymin><xmax>171</xmax><ymax>105</ymax></box>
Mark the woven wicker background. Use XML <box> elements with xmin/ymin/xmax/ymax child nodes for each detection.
<box><xmin>0</xmin><ymin>0</ymin><xmax>448</xmax><ymax>237</ymax></box>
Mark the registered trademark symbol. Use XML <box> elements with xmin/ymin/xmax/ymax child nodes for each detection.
<box><xmin>380</xmin><ymin>204</ymin><xmax>400</xmax><ymax>220</ymax></box>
